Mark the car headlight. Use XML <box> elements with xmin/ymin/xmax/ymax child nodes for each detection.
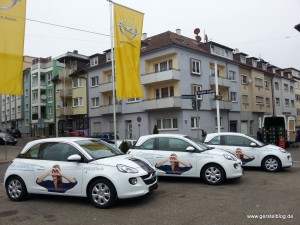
<box><xmin>224</xmin><ymin>154</ymin><xmax>237</xmax><ymax>161</ymax></box>
<box><xmin>279</xmin><ymin>148</ymin><xmax>287</xmax><ymax>153</ymax></box>
<box><xmin>116</xmin><ymin>164</ymin><xmax>138</xmax><ymax>173</ymax></box>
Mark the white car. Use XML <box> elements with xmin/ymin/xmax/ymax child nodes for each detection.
<box><xmin>203</xmin><ymin>132</ymin><xmax>293</xmax><ymax>172</ymax></box>
<box><xmin>4</xmin><ymin>137</ymin><xmax>157</xmax><ymax>208</ymax></box>
<box><xmin>127</xmin><ymin>134</ymin><xmax>243</xmax><ymax>185</ymax></box>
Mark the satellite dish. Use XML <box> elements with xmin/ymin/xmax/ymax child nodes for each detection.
<box><xmin>41</xmin><ymin>94</ymin><xmax>47</xmax><ymax>100</ymax></box>
<box><xmin>234</xmin><ymin>48</ymin><xmax>239</xmax><ymax>53</ymax></box>
<box><xmin>194</xmin><ymin>28</ymin><xmax>200</xmax><ymax>35</ymax></box>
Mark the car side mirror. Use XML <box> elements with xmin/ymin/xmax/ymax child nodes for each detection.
<box><xmin>67</xmin><ymin>154</ymin><xmax>82</xmax><ymax>162</ymax></box>
<box><xmin>250</xmin><ymin>142</ymin><xmax>257</xmax><ymax>147</ymax></box>
<box><xmin>186</xmin><ymin>146</ymin><xmax>195</xmax><ymax>152</ymax></box>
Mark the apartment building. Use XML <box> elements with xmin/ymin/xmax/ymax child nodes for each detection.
<box><xmin>54</xmin><ymin>51</ymin><xmax>89</xmax><ymax>137</ymax></box>
<box><xmin>30</xmin><ymin>57</ymin><xmax>64</xmax><ymax>137</ymax></box>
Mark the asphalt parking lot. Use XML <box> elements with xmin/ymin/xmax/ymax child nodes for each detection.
<box><xmin>0</xmin><ymin>136</ymin><xmax>299</xmax><ymax>225</ymax></box>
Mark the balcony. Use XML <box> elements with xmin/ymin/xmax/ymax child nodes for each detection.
<box><xmin>142</xmin><ymin>97</ymin><xmax>182</xmax><ymax>111</ymax></box>
<box><xmin>99</xmin><ymin>104</ymin><xmax>122</xmax><ymax>114</ymax></box>
<box><xmin>59</xmin><ymin>89</ymin><xmax>72</xmax><ymax>97</ymax></box>
<box><xmin>59</xmin><ymin>106</ymin><xmax>73</xmax><ymax>116</ymax></box>
<box><xmin>99</xmin><ymin>82</ymin><xmax>113</xmax><ymax>93</ymax></box>
<box><xmin>141</xmin><ymin>69</ymin><xmax>180</xmax><ymax>85</ymax></box>
<box><xmin>210</xmin><ymin>100</ymin><xmax>232</xmax><ymax>110</ymax></box>
<box><xmin>59</xmin><ymin>69</ymin><xmax>75</xmax><ymax>79</ymax></box>
<box><xmin>209</xmin><ymin>76</ymin><xmax>231</xmax><ymax>88</ymax></box>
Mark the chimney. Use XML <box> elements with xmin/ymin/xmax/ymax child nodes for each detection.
<box><xmin>73</xmin><ymin>50</ymin><xmax>78</xmax><ymax>54</ymax></box>
<box><xmin>142</xmin><ymin>33</ymin><xmax>147</xmax><ymax>40</ymax></box>
<box><xmin>176</xmin><ymin>29</ymin><xmax>181</xmax><ymax>35</ymax></box>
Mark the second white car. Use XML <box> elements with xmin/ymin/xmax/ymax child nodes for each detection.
<box><xmin>127</xmin><ymin>134</ymin><xmax>243</xmax><ymax>185</ymax></box>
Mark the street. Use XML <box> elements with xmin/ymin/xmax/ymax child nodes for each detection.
<box><xmin>0</xmin><ymin>139</ymin><xmax>299</xmax><ymax>225</ymax></box>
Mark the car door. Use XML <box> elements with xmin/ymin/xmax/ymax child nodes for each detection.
<box><xmin>221</xmin><ymin>135</ymin><xmax>261</xmax><ymax>167</ymax></box>
<box><xmin>32</xmin><ymin>142</ymin><xmax>84</xmax><ymax>195</ymax></box>
<box><xmin>129</xmin><ymin>137</ymin><xmax>156</xmax><ymax>165</ymax></box>
<box><xmin>153</xmin><ymin>137</ymin><xmax>197</xmax><ymax>177</ymax></box>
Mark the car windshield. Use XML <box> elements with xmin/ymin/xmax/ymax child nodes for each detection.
<box><xmin>185</xmin><ymin>136</ymin><xmax>213</xmax><ymax>150</ymax></box>
<box><xmin>76</xmin><ymin>139</ymin><xmax>123</xmax><ymax>159</ymax></box>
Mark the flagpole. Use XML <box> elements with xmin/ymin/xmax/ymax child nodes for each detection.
<box><xmin>109</xmin><ymin>0</ymin><xmax>117</xmax><ymax>147</ymax></box>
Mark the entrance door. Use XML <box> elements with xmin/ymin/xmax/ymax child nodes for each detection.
<box><xmin>241</xmin><ymin>122</ymin><xmax>248</xmax><ymax>135</ymax></box>
<box><xmin>287</xmin><ymin>117</ymin><xmax>296</xmax><ymax>142</ymax></box>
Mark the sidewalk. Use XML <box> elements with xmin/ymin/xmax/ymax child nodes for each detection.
<box><xmin>0</xmin><ymin>135</ymin><xmax>38</xmax><ymax>164</ymax></box>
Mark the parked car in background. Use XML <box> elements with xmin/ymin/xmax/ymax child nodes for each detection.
<box><xmin>116</xmin><ymin>140</ymin><xmax>137</xmax><ymax>149</ymax></box>
<box><xmin>67</xmin><ymin>131</ymin><xmax>86</xmax><ymax>137</ymax></box>
<box><xmin>4</xmin><ymin>137</ymin><xmax>157</xmax><ymax>208</ymax></box>
<box><xmin>0</xmin><ymin>132</ymin><xmax>17</xmax><ymax>145</ymax></box>
<box><xmin>203</xmin><ymin>132</ymin><xmax>293</xmax><ymax>172</ymax></box>
<box><xmin>91</xmin><ymin>132</ymin><xmax>119</xmax><ymax>143</ymax></box>
<box><xmin>128</xmin><ymin>134</ymin><xmax>243</xmax><ymax>185</ymax></box>
<box><xmin>7</xmin><ymin>128</ymin><xmax>22</xmax><ymax>138</ymax></box>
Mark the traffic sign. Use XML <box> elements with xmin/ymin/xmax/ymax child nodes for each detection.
<box><xmin>197</xmin><ymin>90</ymin><xmax>215</xmax><ymax>95</ymax></box>
<box><xmin>181</xmin><ymin>95</ymin><xmax>196</xmax><ymax>99</ymax></box>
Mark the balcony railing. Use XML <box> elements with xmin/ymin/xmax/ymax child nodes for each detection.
<box><xmin>99</xmin><ymin>104</ymin><xmax>122</xmax><ymax>114</ymax></box>
<box><xmin>59</xmin><ymin>106</ymin><xmax>73</xmax><ymax>116</ymax></box>
<box><xmin>59</xmin><ymin>69</ymin><xmax>76</xmax><ymax>79</ymax></box>
<box><xmin>142</xmin><ymin>96</ymin><xmax>182</xmax><ymax>110</ymax></box>
<box><xmin>59</xmin><ymin>89</ymin><xmax>72</xmax><ymax>97</ymax></box>
<box><xmin>210</xmin><ymin>99</ymin><xmax>232</xmax><ymax>110</ymax></box>
<box><xmin>209</xmin><ymin>76</ymin><xmax>231</xmax><ymax>88</ymax></box>
<box><xmin>99</xmin><ymin>82</ymin><xmax>113</xmax><ymax>93</ymax></box>
<box><xmin>141</xmin><ymin>69</ymin><xmax>180</xmax><ymax>85</ymax></box>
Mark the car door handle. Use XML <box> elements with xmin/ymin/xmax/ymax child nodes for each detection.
<box><xmin>36</xmin><ymin>167</ymin><xmax>45</xmax><ymax>170</ymax></box>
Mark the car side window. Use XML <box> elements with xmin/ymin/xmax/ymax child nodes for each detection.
<box><xmin>22</xmin><ymin>144</ymin><xmax>42</xmax><ymax>159</ymax></box>
<box><xmin>168</xmin><ymin>138</ymin><xmax>191</xmax><ymax>152</ymax></box>
<box><xmin>138</xmin><ymin>138</ymin><xmax>155</xmax><ymax>150</ymax></box>
<box><xmin>224</xmin><ymin>135</ymin><xmax>252</xmax><ymax>146</ymax></box>
<box><xmin>40</xmin><ymin>142</ymin><xmax>80</xmax><ymax>161</ymax></box>
<box><xmin>207</xmin><ymin>136</ymin><xmax>221</xmax><ymax>145</ymax></box>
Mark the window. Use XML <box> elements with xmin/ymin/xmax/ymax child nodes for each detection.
<box><xmin>241</xmin><ymin>75</ymin><xmax>248</xmax><ymax>84</ymax></box>
<box><xmin>215</xmin><ymin>117</ymin><xmax>223</xmax><ymax>127</ymax></box>
<box><xmin>158</xmin><ymin>137</ymin><xmax>190</xmax><ymax>152</ymax></box>
<box><xmin>256</xmin><ymin>96</ymin><xmax>264</xmax><ymax>104</ymax></box>
<box><xmin>154</xmin><ymin>60</ymin><xmax>172</xmax><ymax>72</ymax></box>
<box><xmin>264</xmin><ymin>80</ymin><xmax>269</xmax><ymax>89</ymax></box>
<box><xmin>91</xmin><ymin>76</ymin><xmax>99</xmax><ymax>87</ymax></box>
<box><xmin>25</xmin><ymin>119</ymin><xmax>29</xmax><ymax>126</ymax></box>
<box><xmin>90</xmin><ymin>57</ymin><xmax>98</xmax><ymax>66</ymax></box>
<box><xmin>242</xmin><ymin>95</ymin><xmax>249</xmax><ymax>104</ymax></box>
<box><xmin>290</xmin><ymin>86</ymin><xmax>294</xmax><ymax>93</ymax></box>
<box><xmin>22</xmin><ymin>143</ymin><xmax>42</xmax><ymax>159</ymax></box>
<box><xmin>91</xmin><ymin>97</ymin><xmax>99</xmax><ymax>107</ymax></box>
<box><xmin>73</xmin><ymin>78</ymin><xmax>83</xmax><ymax>88</ymax></box>
<box><xmin>224</xmin><ymin>135</ymin><xmax>252</xmax><ymax>147</ymax></box>
<box><xmin>47</xmin><ymin>72</ymin><xmax>53</xmax><ymax>85</ymax></box>
<box><xmin>228</xmin><ymin>71</ymin><xmax>236</xmax><ymax>81</ymax></box>
<box><xmin>240</xmin><ymin>55</ymin><xmax>246</xmax><ymax>64</ymax></box>
<box><xmin>48</xmin><ymin>89</ymin><xmax>53</xmax><ymax>102</ymax></box>
<box><xmin>275</xmin><ymin>82</ymin><xmax>279</xmax><ymax>90</ymax></box>
<box><xmin>25</xmin><ymin>104</ymin><xmax>29</xmax><ymax>112</ymax></box>
<box><xmin>296</xmin><ymin>94</ymin><xmax>300</xmax><ymax>101</ymax></box>
<box><xmin>48</xmin><ymin>106</ymin><xmax>53</xmax><ymax>114</ymax></box>
<box><xmin>255</xmin><ymin>78</ymin><xmax>263</xmax><ymax>87</ymax></box>
<box><xmin>17</xmin><ymin>106</ymin><xmax>21</xmax><ymax>113</ymax></box>
<box><xmin>138</xmin><ymin>138</ymin><xmax>155</xmax><ymax>150</ymax></box>
<box><xmin>106</xmin><ymin>52</ymin><xmax>112</xmax><ymax>62</ymax></box>
<box><xmin>211</xmin><ymin>45</ymin><xmax>233</xmax><ymax>59</ymax></box>
<box><xmin>191</xmin><ymin>59</ymin><xmax>201</xmax><ymax>75</ymax></box>
<box><xmin>127</xmin><ymin>98</ymin><xmax>140</xmax><ymax>103</ymax></box>
<box><xmin>291</xmin><ymin>100</ymin><xmax>295</xmax><ymax>108</ymax></box>
<box><xmin>157</xmin><ymin>118</ymin><xmax>178</xmax><ymax>130</ymax></box>
<box><xmin>262</xmin><ymin>63</ymin><xmax>267</xmax><ymax>70</ymax></box>
<box><xmin>210</xmin><ymin>67</ymin><xmax>220</xmax><ymax>77</ymax></box>
<box><xmin>155</xmin><ymin>86</ymin><xmax>174</xmax><ymax>99</ymax></box>
<box><xmin>191</xmin><ymin>117</ymin><xmax>200</xmax><ymax>129</ymax></box>
<box><xmin>41</xmin><ymin>142</ymin><xmax>79</xmax><ymax>161</ymax></box>
<box><xmin>284</xmin><ymin>84</ymin><xmax>288</xmax><ymax>92</ymax></box>
<box><xmin>192</xmin><ymin>85</ymin><xmax>202</xmax><ymax>100</ymax></box>
<box><xmin>285</xmin><ymin>99</ymin><xmax>290</xmax><ymax>107</ymax></box>
<box><xmin>252</xmin><ymin>60</ymin><xmax>257</xmax><ymax>67</ymax></box>
<box><xmin>230</xmin><ymin>92</ymin><xmax>237</xmax><ymax>102</ymax></box>
<box><xmin>73</xmin><ymin>97</ymin><xmax>83</xmax><ymax>107</ymax></box>
<box><xmin>276</xmin><ymin>98</ymin><xmax>280</xmax><ymax>106</ymax></box>
<box><xmin>25</xmin><ymin>89</ymin><xmax>28</xmax><ymax>96</ymax></box>
<box><xmin>266</xmin><ymin>98</ymin><xmax>270</xmax><ymax>106</ymax></box>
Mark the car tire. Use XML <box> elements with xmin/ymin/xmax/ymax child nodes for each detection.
<box><xmin>6</xmin><ymin>176</ymin><xmax>28</xmax><ymax>201</ymax></box>
<box><xmin>262</xmin><ymin>156</ymin><xmax>281</xmax><ymax>172</ymax></box>
<box><xmin>201</xmin><ymin>164</ymin><xmax>225</xmax><ymax>185</ymax></box>
<box><xmin>88</xmin><ymin>178</ymin><xmax>117</xmax><ymax>209</ymax></box>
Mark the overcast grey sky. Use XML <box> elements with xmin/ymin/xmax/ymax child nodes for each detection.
<box><xmin>24</xmin><ymin>0</ymin><xmax>300</xmax><ymax>70</ymax></box>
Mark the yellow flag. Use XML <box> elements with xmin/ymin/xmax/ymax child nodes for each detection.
<box><xmin>114</xmin><ymin>3</ymin><xmax>144</xmax><ymax>98</ymax></box>
<box><xmin>0</xmin><ymin>0</ymin><xmax>27</xmax><ymax>95</ymax></box>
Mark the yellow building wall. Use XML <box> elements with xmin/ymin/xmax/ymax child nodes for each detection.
<box><xmin>72</xmin><ymin>77</ymin><xmax>87</xmax><ymax>115</ymax></box>
<box><xmin>145</xmin><ymin>53</ymin><xmax>178</xmax><ymax>74</ymax></box>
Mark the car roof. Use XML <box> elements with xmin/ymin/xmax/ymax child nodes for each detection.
<box><xmin>25</xmin><ymin>137</ymin><xmax>90</xmax><ymax>145</ymax></box>
<box><xmin>205</xmin><ymin>132</ymin><xmax>247</xmax><ymax>140</ymax></box>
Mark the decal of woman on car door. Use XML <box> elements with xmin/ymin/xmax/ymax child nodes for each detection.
<box><xmin>155</xmin><ymin>153</ymin><xmax>192</xmax><ymax>175</ymax></box>
<box><xmin>235</xmin><ymin>148</ymin><xmax>255</xmax><ymax>165</ymax></box>
<box><xmin>36</xmin><ymin>164</ymin><xmax>77</xmax><ymax>193</ymax></box>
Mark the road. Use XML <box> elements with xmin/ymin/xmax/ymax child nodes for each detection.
<box><xmin>0</xmin><ymin>140</ymin><xmax>299</xmax><ymax>225</ymax></box>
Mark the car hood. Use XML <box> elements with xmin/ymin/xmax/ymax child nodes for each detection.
<box><xmin>260</xmin><ymin>144</ymin><xmax>287</xmax><ymax>152</ymax></box>
<box><xmin>93</xmin><ymin>155</ymin><xmax>155</xmax><ymax>171</ymax></box>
